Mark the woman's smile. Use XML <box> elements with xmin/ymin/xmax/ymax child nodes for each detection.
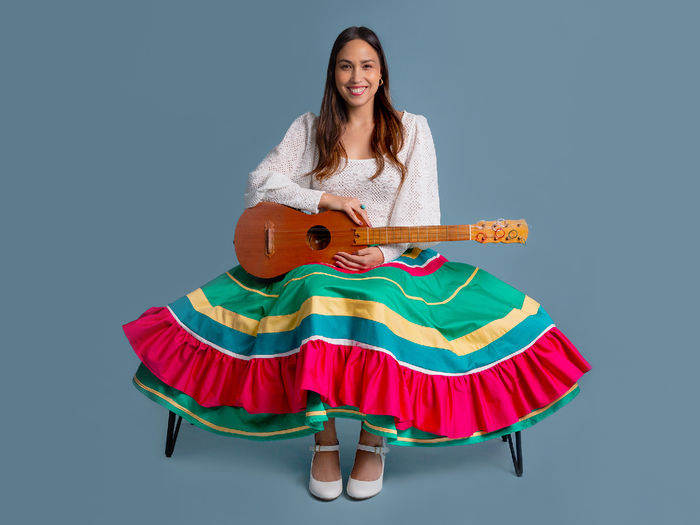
<box><xmin>348</xmin><ymin>86</ymin><xmax>368</xmax><ymax>96</ymax></box>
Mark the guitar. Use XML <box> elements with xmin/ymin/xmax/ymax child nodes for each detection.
<box><xmin>234</xmin><ymin>202</ymin><xmax>528</xmax><ymax>279</ymax></box>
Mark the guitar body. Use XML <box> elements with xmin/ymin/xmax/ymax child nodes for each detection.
<box><xmin>234</xmin><ymin>202</ymin><xmax>367</xmax><ymax>279</ymax></box>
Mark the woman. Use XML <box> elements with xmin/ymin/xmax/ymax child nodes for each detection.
<box><xmin>123</xmin><ymin>26</ymin><xmax>591</xmax><ymax>501</ymax></box>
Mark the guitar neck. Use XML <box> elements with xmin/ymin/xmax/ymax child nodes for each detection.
<box><xmin>355</xmin><ymin>225</ymin><xmax>474</xmax><ymax>245</ymax></box>
<box><xmin>354</xmin><ymin>219</ymin><xmax>528</xmax><ymax>245</ymax></box>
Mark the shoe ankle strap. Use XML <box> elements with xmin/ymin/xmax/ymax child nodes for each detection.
<box><xmin>356</xmin><ymin>443</ymin><xmax>389</xmax><ymax>455</ymax></box>
<box><xmin>310</xmin><ymin>443</ymin><xmax>340</xmax><ymax>452</ymax></box>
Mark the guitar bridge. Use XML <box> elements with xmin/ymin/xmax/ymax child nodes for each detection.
<box><xmin>264</xmin><ymin>221</ymin><xmax>275</xmax><ymax>257</ymax></box>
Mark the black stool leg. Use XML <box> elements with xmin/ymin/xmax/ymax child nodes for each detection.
<box><xmin>501</xmin><ymin>431</ymin><xmax>523</xmax><ymax>476</ymax></box>
<box><xmin>165</xmin><ymin>411</ymin><xmax>183</xmax><ymax>457</ymax></box>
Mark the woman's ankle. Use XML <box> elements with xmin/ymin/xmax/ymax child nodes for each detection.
<box><xmin>314</xmin><ymin>419</ymin><xmax>338</xmax><ymax>445</ymax></box>
<box><xmin>314</xmin><ymin>438</ymin><xmax>339</xmax><ymax>446</ymax></box>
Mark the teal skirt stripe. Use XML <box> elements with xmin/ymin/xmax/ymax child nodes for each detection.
<box><xmin>169</xmin><ymin>294</ymin><xmax>555</xmax><ymax>374</ymax></box>
<box><xmin>133</xmin><ymin>363</ymin><xmax>581</xmax><ymax>447</ymax></box>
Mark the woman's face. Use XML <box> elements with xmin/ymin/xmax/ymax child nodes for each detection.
<box><xmin>334</xmin><ymin>39</ymin><xmax>382</xmax><ymax>111</ymax></box>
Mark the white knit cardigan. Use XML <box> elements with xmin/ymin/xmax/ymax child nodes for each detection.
<box><xmin>244</xmin><ymin>110</ymin><xmax>441</xmax><ymax>262</ymax></box>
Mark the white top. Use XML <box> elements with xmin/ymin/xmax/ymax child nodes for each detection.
<box><xmin>244</xmin><ymin>110</ymin><xmax>441</xmax><ymax>262</ymax></box>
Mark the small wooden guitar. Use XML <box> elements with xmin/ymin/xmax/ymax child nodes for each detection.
<box><xmin>234</xmin><ymin>202</ymin><xmax>528</xmax><ymax>279</ymax></box>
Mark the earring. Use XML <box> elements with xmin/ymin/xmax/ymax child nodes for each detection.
<box><xmin>379</xmin><ymin>78</ymin><xmax>384</xmax><ymax>86</ymax></box>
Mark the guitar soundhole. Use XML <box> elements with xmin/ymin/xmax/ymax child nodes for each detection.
<box><xmin>307</xmin><ymin>225</ymin><xmax>331</xmax><ymax>250</ymax></box>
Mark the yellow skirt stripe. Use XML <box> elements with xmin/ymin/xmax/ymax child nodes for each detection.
<box><xmin>280</xmin><ymin>266</ymin><xmax>479</xmax><ymax>306</ymax></box>
<box><xmin>133</xmin><ymin>374</ymin><xmax>311</xmax><ymax>437</ymax></box>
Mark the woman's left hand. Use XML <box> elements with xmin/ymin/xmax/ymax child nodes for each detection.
<box><xmin>333</xmin><ymin>247</ymin><xmax>384</xmax><ymax>270</ymax></box>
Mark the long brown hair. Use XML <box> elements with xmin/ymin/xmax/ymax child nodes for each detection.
<box><xmin>305</xmin><ymin>26</ymin><xmax>407</xmax><ymax>183</ymax></box>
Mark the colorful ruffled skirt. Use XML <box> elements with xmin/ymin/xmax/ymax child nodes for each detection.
<box><xmin>123</xmin><ymin>248</ymin><xmax>591</xmax><ymax>447</ymax></box>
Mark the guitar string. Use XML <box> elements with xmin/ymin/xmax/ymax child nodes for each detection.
<box><xmin>253</xmin><ymin>227</ymin><xmax>500</xmax><ymax>240</ymax></box>
<box><xmin>250</xmin><ymin>226</ymin><xmax>472</xmax><ymax>232</ymax></box>
<box><xmin>253</xmin><ymin>227</ymin><xmax>473</xmax><ymax>240</ymax></box>
<box><xmin>247</xmin><ymin>226</ymin><xmax>515</xmax><ymax>243</ymax></box>
<box><xmin>251</xmin><ymin>227</ymin><xmax>495</xmax><ymax>234</ymax></box>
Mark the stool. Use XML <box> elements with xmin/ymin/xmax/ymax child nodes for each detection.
<box><xmin>162</xmin><ymin>410</ymin><xmax>524</xmax><ymax>477</ymax></box>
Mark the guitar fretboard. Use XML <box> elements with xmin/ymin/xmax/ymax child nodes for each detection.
<box><xmin>355</xmin><ymin>225</ymin><xmax>474</xmax><ymax>245</ymax></box>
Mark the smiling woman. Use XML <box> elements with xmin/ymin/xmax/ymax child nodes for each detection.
<box><xmin>122</xmin><ymin>25</ymin><xmax>591</xmax><ymax>502</ymax></box>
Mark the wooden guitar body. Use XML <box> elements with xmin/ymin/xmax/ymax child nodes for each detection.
<box><xmin>234</xmin><ymin>202</ymin><xmax>366</xmax><ymax>279</ymax></box>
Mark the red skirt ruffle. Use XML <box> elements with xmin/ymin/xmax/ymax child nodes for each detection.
<box><xmin>124</xmin><ymin>306</ymin><xmax>591</xmax><ymax>439</ymax></box>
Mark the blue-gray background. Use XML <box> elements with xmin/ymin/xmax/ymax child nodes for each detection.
<box><xmin>2</xmin><ymin>1</ymin><xmax>697</xmax><ymax>523</ymax></box>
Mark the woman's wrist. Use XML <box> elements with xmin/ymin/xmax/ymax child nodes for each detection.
<box><xmin>319</xmin><ymin>192</ymin><xmax>340</xmax><ymax>211</ymax></box>
<box><xmin>317</xmin><ymin>193</ymin><xmax>370</xmax><ymax>226</ymax></box>
<box><xmin>371</xmin><ymin>246</ymin><xmax>385</xmax><ymax>264</ymax></box>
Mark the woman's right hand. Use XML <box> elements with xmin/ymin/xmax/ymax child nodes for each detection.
<box><xmin>318</xmin><ymin>193</ymin><xmax>372</xmax><ymax>226</ymax></box>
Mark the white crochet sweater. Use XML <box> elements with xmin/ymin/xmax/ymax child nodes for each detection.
<box><xmin>244</xmin><ymin>110</ymin><xmax>441</xmax><ymax>262</ymax></box>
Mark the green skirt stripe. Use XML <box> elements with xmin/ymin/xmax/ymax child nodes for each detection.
<box><xmin>198</xmin><ymin>261</ymin><xmax>527</xmax><ymax>338</ymax></box>
<box><xmin>133</xmin><ymin>363</ymin><xmax>581</xmax><ymax>448</ymax></box>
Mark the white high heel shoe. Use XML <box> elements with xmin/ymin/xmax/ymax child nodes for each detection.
<box><xmin>346</xmin><ymin>437</ymin><xmax>389</xmax><ymax>499</ymax></box>
<box><xmin>308</xmin><ymin>443</ymin><xmax>342</xmax><ymax>500</ymax></box>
